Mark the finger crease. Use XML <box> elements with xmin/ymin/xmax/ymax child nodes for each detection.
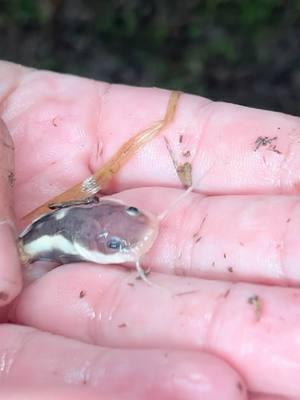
<box><xmin>89</xmin><ymin>271</ymin><xmax>126</xmax><ymax>346</ymax></box>
<box><xmin>277</xmin><ymin>198</ymin><xmax>299</xmax><ymax>285</ymax></box>
<box><xmin>0</xmin><ymin>327</ymin><xmax>37</xmax><ymax>379</ymax></box>
<box><xmin>172</xmin><ymin>193</ymin><xmax>203</xmax><ymax>277</ymax></box>
<box><xmin>204</xmin><ymin>282</ymin><xmax>235</xmax><ymax>349</ymax></box>
<box><xmin>190</xmin><ymin>101</ymin><xmax>217</xmax><ymax>185</ymax></box>
<box><xmin>87</xmin><ymin>83</ymin><xmax>112</xmax><ymax>176</ymax></box>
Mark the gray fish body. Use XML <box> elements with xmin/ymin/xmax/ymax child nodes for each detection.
<box><xmin>19</xmin><ymin>200</ymin><xmax>159</xmax><ymax>266</ymax></box>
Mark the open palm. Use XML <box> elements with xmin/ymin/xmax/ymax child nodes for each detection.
<box><xmin>0</xmin><ymin>60</ymin><xmax>299</xmax><ymax>400</ymax></box>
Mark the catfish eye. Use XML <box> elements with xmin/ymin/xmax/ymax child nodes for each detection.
<box><xmin>126</xmin><ymin>206</ymin><xmax>140</xmax><ymax>216</ymax></box>
<box><xmin>107</xmin><ymin>236</ymin><xmax>123</xmax><ymax>250</ymax></box>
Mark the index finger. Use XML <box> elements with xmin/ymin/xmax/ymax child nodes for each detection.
<box><xmin>0</xmin><ymin>62</ymin><xmax>299</xmax><ymax>219</ymax></box>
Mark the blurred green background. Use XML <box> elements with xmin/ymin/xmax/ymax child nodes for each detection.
<box><xmin>0</xmin><ymin>0</ymin><xmax>299</xmax><ymax>114</ymax></box>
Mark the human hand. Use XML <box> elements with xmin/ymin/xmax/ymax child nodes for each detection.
<box><xmin>0</xmin><ymin>60</ymin><xmax>299</xmax><ymax>400</ymax></box>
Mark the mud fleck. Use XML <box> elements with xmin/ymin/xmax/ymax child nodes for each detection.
<box><xmin>227</xmin><ymin>267</ymin><xmax>234</xmax><ymax>273</ymax></box>
<box><xmin>286</xmin><ymin>218</ymin><xmax>291</xmax><ymax>223</ymax></box>
<box><xmin>254</xmin><ymin>136</ymin><xmax>276</xmax><ymax>151</ymax></box>
<box><xmin>0</xmin><ymin>291</ymin><xmax>8</xmax><ymax>301</ymax></box>
<box><xmin>175</xmin><ymin>290</ymin><xmax>200</xmax><ymax>297</ymax></box>
<box><xmin>118</xmin><ymin>323</ymin><xmax>127</xmax><ymax>328</ymax></box>
<box><xmin>223</xmin><ymin>253</ymin><xmax>227</xmax><ymax>259</ymax></box>
<box><xmin>79</xmin><ymin>290</ymin><xmax>86</xmax><ymax>298</ymax></box>
<box><xmin>268</xmin><ymin>144</ymin><xmax>282</xmax><ymax>154</ymax></box>
<box><xmin>176</xmin><ymin>162</ymin><xmax>193</xmax><ymax>187</ymax></box>
<box><xmin>254</xmin><ymin>136</ymin><xmax>282</xmax><ymax>154</ymax></box>
<box><xmin>247</xmin><ymin>294</ymin><xmax>263</xmax><ymax>321</ymax></box>
<box><xmin>127</xmin><ymin>282</ymin><xmax>135</xmax><ymax>287</ymax></box>
<box><xmin>239</xmin><ymin>241</ymin><xmax>244</xmax><ymax>246</ymax></box>
<box><xmin>199</xmin><ymin>215</ymin><xmax>207</xmax><ymax>229</ymax></box>
<box><xmin>211</xmin><ymin>261</ymin><xmax>215</xmax><ymax>267</ymax></box>
<box><xmin>8</xmin><ymin>171</ymin><xmax>15</xmax><ymax>187</ymax></box>
<box><xmin>193</xmin><ymin>231</ymin><xmax>202</xmax><ymax>243</ymax></box>
<box><xmin>179</xmin><ymin>134</ymin><xmax>183</xmax><ymax>143</ymax></box>
<box><xmin>52</xmin><ymin>117</ymin><xmax>58</xmax><ymax>127</ymax></box>
<box><xmin>223</xmin><ymin>289</ymin><xmax>231</xmax><ymax>298</ymax></box>
<box><xmin>164</xmin><ymin>136</ymin><xmax>193</xmax><ymax>187</ymax></box>
<box><xmin>182</xmin><ymin>150</ymin><xmax>191</xmax><ymax>157</ymax></box>
<box><xmin>193</xmin><ymin>216</ymin><xmax>207</xmax><ymax>243</ymax></box>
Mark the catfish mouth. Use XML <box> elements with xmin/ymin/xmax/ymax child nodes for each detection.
<box><xmin>126</xmin><ymin>208</ymin><xmax>159</xmax><ymax>262</ymax></box>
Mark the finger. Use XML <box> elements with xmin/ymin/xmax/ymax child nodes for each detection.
<box><xmin>0</xmin><ymin>63</ymin><xmax>299</xmax><ymax>218</ymax></box>
<box><xmin>108</xmin><ymin>187</ymin><xmax>300</xmax><ymax>286</ymax></box>
<box><xmin>249</xmin><ymin>395</ymin><xmax>293</xmax><ymax>400</ymax></box>
<box><xmin>17</xmin><ymin>186</ymin><xmax>300</xmax><ymax>287</ymax></box>
<box><xmin>0</xmin><ymin>388</ymin><xmax>110</xmax><ymax>400</ymax></box>
<box><xmin>0</xmin><ymin>119</ymin><xmax>22</xmax><ymax>304</ymax></box>
<box><xmin>10</xmin><ymin>265</ymin><xmax>300</xmax><ymax>397</ymax></box>
<box><xmin>0</xmin><ymin>324</ymin><xmax>247</xmax><ymax>400</ymax></box>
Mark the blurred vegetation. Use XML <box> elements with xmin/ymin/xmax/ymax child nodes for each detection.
<box><xmin>0</xmin><ymin>0</ymin><xmax>299</xmax><ymax>114</ymax></box>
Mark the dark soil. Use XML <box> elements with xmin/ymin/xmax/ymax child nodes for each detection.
<box><xmin>0</xmin><ymin>0</ymin><xmax>299</xmax><ymax>115</ymax></box>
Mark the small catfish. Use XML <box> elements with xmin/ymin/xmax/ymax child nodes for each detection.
<box><xmin>18</xmin><ymin>186</ymin><xmax>195</xmax><ymax>285</ymax></box>
<box><xmin>19</xmin><ymin>196</ymin><xmax>159</xmax><ymax>283</ymax></box>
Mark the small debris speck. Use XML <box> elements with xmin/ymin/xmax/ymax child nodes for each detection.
<box><xmin>8</xmin><ymin>171</ymin><xmax>15</xmax><ymax>187</ymax></box>
<box><xmin>176</xmin><ymin>162</ymin><xmax>193</xmax><ymax>187</ymax></box>
<box><xmin>193</xmin><ymin>231</ymin><xmax>202</xmax><ymax>243</ymax></box>
<box><xmin>79</xmin><ymin>290</ymin><xmax>86</xmax><ymax>298</ymax></box>
<box><xmin>164</xmin><ymin>136</ymin><xmax>193</xmax><ymax>187</ymax></box>
<box><xmin>182</xmin><ymin>150</ymin><xmax>191</xmax><ymax>157</ymax></box>
<box><xmin>175</xmin><ymin>290</ymin><xmax>200</xmax><ymax>297</ymax></box>
<box><xmin>254</xmin><ymin>136</ymin><xmax>282</xmax><ymax>154</ymax></box>
<box><xmin>118</xmin><ymin>323</ymin><xmax>127</xmax><ymax>328</ymax></box>
<box><xmin>228</xmin><ymin>267</ymin><xmax>233</xmax><ymax>273</ymax></box>
<box><xmin>179</xmin><ymin>134</ymin><xmax>183</xmax><ymax>143</ymax></box>
<box><xmin>192</xmin><ymin>216</ymin><xmax>207</xmax><ymax>243</ymax></box>
<box><xmin>224</xmin><ymin>253</ymin><xmax>227</xmax><ymax>259</ymax></box>
<box><xmin>286</xmin><ymin>218</ymin><xmax>291</xmax><ymax>223</ymax></box>
<box><xmin>247</xmin><ymin>294</ymin><xmax>263</xmax><ymax>321</ymax></box>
